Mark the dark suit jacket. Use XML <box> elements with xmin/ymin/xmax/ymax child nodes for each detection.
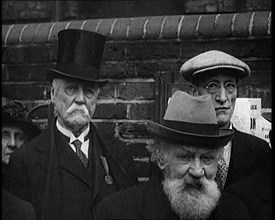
<box><xmin>224</xmin><ymin>128</ymin><xmax>271</xmax><ymax>188</ymax></box>
<box><xmin>95</xmin><ymin>169</ymin><xmax>250</xmax><ymax>220</ymax></box>
<box><xmin>2</xmin><ymin>188</ymin><xmax>36</xmax><ymax>220</ymax></box>
<box><xmin>225</xmin><ymin>167</ymin><xmax>272</xmax><ymax>219</ymax></box>
<box><xmin>5</xmin><ymin>118</ymin><xmax>138</xmax><ymax>220</ymax></box>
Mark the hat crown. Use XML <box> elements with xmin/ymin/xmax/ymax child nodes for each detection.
<box><xmin>146</xmin><ymin>91</ymin><xmax>234</xmax><ymax>147</ymax></box>
<box><xmin>164</xmin><ymin>91</ymin><xmax>217</xmax><ymax>125</ymax></box>
<box><xmin>180</xmin><ymin>50</ymin><xmax>251</xmax><ymax>82</ymax></box>
<box><xmin>2</xmin><ymin>97</ymin><xmax>41</xmax><ymax>139</ymax></box>
<box><xmin>57</xmin><ymin>29</ymin><xmax>106</xmax><ymax>70</ymax></box>
<box><xmin>47</xmin><ymin>29</ymin><xmax>108</xmax><ymax>86</ymax></box>
<box><xmin>2</xmin><ymin>97</ymin><xmax>26</xmax><ymax>121</ymax></box>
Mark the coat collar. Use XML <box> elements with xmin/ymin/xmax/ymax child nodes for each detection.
<box><xmin>34</xmin><ymin>118</ymin><xmax>135</xmax><ymax>202</ymax></box>
<box><xmin>139</xmin><ymin>167</ymin><xmax>179</xmax><ymax>219</ymax></box>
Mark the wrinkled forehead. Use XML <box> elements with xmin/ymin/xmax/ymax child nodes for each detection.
<box><xmin>2</xmin><ymin>125</ymin><xmax>24</xmax><ymax>134</ymax></box>
<box><xmin>192</xmin><ymin>68</ymin><xmax>239</xmax><ymax>86</ymax></box>
<box><xmin>53</xmin><ymin>77</ymin><xmax>99</xmax><ymax>89</ymax></box>
<box><xmin>169</xmin><ymin>143</ymin><xmax>222</xmax><ymax>155</ymax></box>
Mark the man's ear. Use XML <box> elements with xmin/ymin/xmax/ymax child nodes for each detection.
<box><xmin>50</xmin><ymin>86</ymin><xmax>55</xmax><ymax>102</ymax></box>
<box><xmin>157</xmin><ymin>159</ymin><xmax>167</xmax><ymax>170</ymax></box>
<box><xmin>156</xmin><ymin>149</ymin><xmax>167</xmax><ymax>170</ymax></box>
<box><xmin>188</xmin><ymin>84</ymin><xmax>199</xmax><ymax>97</ymax></box>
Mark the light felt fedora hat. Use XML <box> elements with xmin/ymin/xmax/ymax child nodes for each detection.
<box><xmin>147</xmin><ymin>91</ymin><xmax>234</xmax><ymax>148</ymax></box>
<box><xmin>180</xmin><ymin>50</ymin><xmax>251</xmax><ymax>83</ymax></box>
<box><xmin>47</xmin><ymin>29</ymin><xmax>108</xmax><ymax>87</ymax></box>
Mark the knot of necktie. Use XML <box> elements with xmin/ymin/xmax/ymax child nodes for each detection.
<box><xmin>72</xmin><ymin>139</ymin><xmax>89</xmax><ymax>168</ymax></box>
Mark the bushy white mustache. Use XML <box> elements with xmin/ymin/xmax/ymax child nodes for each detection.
<box><xmin>66</xmin><ymin>104</ymin><xmax>90</xmax><ymax>116</ymax></box>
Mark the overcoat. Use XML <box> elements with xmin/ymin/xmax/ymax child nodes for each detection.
<box><xmin>224</xmin><ymin>127</ymin><xmax>271</xmax><ymax>188</ymax></box>
<box><xmin>95</xmin><ymin>168</ymin><xmax>250</xmax><ymax>220</ymax></box>
<box><xmin>226</xmin><ymin>169</ymin><xmax>271</xmax><ymax>219</ymax></box>
<box><xmin>5</xmin><ymin>118</ymin><xmax>138</xmax><ymax>220</ymax></box>
<box><xmin>2</xmin><ymin>188</ymin><xmax>36</xmax><ymax>220</ymax></box>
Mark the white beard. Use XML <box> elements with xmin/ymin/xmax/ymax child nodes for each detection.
<box><xmin>162</xmin><ymin>175</ymin><xmax>221</xmax><ymax>220</ymax></box>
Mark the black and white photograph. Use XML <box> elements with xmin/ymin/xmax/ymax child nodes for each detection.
<box><xmin>2</xmin><ymin>1</ymin><xmax>271</xmax><ymax>219</ymax></box>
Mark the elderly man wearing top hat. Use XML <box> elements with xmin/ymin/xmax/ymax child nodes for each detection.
<box><xmin>180</xmin><ymin>50</ymin><xmax>271</xmax><ymax>192</ymax></box>
<box><xmin>5</xmin><ymin>29</ymin><xmax>138</xmax><ymax>220</ymax></box>
<box><xmin>94</xmin><ymin>91</ymin><xmax>250</xmax><ymax>220</ymax></box>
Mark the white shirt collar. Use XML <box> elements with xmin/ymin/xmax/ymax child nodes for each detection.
<box><xmin>56</xmin><ymin>120</ymin><xmax>90</xmax><ymax>144</ymax></box>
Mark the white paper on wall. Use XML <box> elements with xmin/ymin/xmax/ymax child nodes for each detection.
<box><xmin>231</xmin><ymin>98</ymin><xmax>271</xmax><ymax>147</ymax></box>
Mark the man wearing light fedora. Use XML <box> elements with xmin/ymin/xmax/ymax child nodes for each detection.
<box><xmin>180</xmin><ymin>50</ymin><xmax>271</xmax><ymax>192</ymax></box>
<box><xmin>94</xmin><ymin>91</ymin><xmax>250</xmax><ymax>220</ymax></box>
<box><xmin>5</xmin><ymin>29</ymin><xmax>138</xmax><ymax>220</ymax></box>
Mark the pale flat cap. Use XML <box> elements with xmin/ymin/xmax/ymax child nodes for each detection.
<box><xmin>180</xmin><ymin>50</ymin><xmax>251</xmax><ymax>82</ymax></box>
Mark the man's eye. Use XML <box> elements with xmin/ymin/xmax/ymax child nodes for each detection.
<box><xmin>225</xmin><ymin>82</ymin><xmax>237</xmax><ymax>90</ymax></box>
<box><xmin>201</xmin><ymin>155</ymin><xmax>215</xmax><ymax>164</ymax></box>
<box><xmin>2</xmin><ymin>132</ymin><xmax>10</xmax><ymax>139</ymax></box>
<box><xmin>65</xmin><ymin>86</ymin><xmax>77</xmax><ymax>95</ymax></box>
<box><xmin>176</xmin><ymin>154</ymin><xmax>192</xmax><ymax>162</ymax></box>
<box><xmin>207</xmin><ymin>82</ymin><xmax>219</xmax><ymax>89</ymax></box>
<box><xmin>85</xmin><ymin>89</ymin><xmax>95</xmax><ymax>98</ymax></box>
<box><xmin>15</xmin><ymin>133</ymin><xmax>23</xmax><ymax>142</ymax></box>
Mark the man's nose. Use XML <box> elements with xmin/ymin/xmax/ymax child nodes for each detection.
<box><xmin>188</xmin><ymin>158</ymin><xmax>204</xmax><ymax>178</ymax></box>
<box><xmin>216</xmin><ymin>85</ymin><xmax>228</xmax><ymax>103</ymax></box>
<box><xmin>7</xmin><ymin>138</ymin><xmax>17</xmax><ymax>150</ymax></box>
<box><xmin>8</xmin><ymin>144</ymin><xmax>17</xmax><ymax>151</ymax></box>
<box><xmin>75</xmin><ymin>88</ymin><xmax>86</xmax><ymax>103</ymax></box>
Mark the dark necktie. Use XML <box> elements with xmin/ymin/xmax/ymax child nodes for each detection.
<box><xmin>215</xmin><ymin>155</ymin><xmax>228</xmax><ymax>191</ymax></box>
<box><xmin>72</xmin><ymin>139</ymin><xmax>89</xmax><ymax>168</ymax></box>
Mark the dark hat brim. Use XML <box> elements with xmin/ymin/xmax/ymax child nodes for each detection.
<box><xmin>147</xmin><ymin>121</ymin><xmax>234</xmax><ymax>148</ymax></box>
<box><xmin>2</xmin><ymin>119</ymin><xmax>41</xmax><ymax>140</ymax></box>
<box><xmin>47</xmin><ymin>69</ymin><xmax>108</xmax><ymax>87</ymax></box>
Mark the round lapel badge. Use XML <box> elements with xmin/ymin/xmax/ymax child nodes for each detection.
<box><xmin>105</xmin><ymin>174</ymin><xmax>113</xmax><ymax>185</ymax></box>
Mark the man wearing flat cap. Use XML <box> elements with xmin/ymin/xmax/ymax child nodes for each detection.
<box><xmin>95</xmin><ymin>91</ymin><xmax>250</xmax><ymax>220</ymax></box>
<box><xmin>180</xmin><ymin>50</ymin><xmax>271</xmax><ymax>191</ymax></box>
<box><xmin>6</xmin><ymin>29</ymin><xmax>138</xmax><ymax>220</ymax></box>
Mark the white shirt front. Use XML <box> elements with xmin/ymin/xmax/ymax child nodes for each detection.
<box><xmin>56</xmin><ymin>120</ymin><xmax>90</xmax><ymax>158</ymax></box>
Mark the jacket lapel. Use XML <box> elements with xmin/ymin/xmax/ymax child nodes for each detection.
<box><xmin>34</xmin><ymin>128</ymin><xmax>51</xmax><ymax>173</ymax></box>
<box><xmin>95</xmin><ymin>127</ymin><xmax>136</xmax><ymax>188</ymax></box>
<box><xmin>58</xmin><ymin>143</ymin><xmax>94</xmax><ymax>189</ymax></box>
<box><xmin>91</xmin><ymin>128</ymin><xmax>105</xmax><ymax>201</ymax></box>
<box><xmin>225</xmin><ymin>127</ymin><xmax>245</xmax><ymax>186</ymax></box>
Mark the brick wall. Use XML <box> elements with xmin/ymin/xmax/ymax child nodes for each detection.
<box><xmin>2</xmin><ymin>11</ymin><xmax>272</xmax><ymax>181</ymax></box>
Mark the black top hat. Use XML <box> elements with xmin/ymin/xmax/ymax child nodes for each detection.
<box><xmin>147</xmin><ymin>91</ymin><xmax>234</xmax><ymax>148</ymax></box>
<box><xmin>2</xmin><ymin>97</ymin><xmax>41</xmax><ymax>141</ymax></box>
<box><xmin>47</xmin><ymin>29</ymin><xmax>108</xmax><ymax>87</ymax></box>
